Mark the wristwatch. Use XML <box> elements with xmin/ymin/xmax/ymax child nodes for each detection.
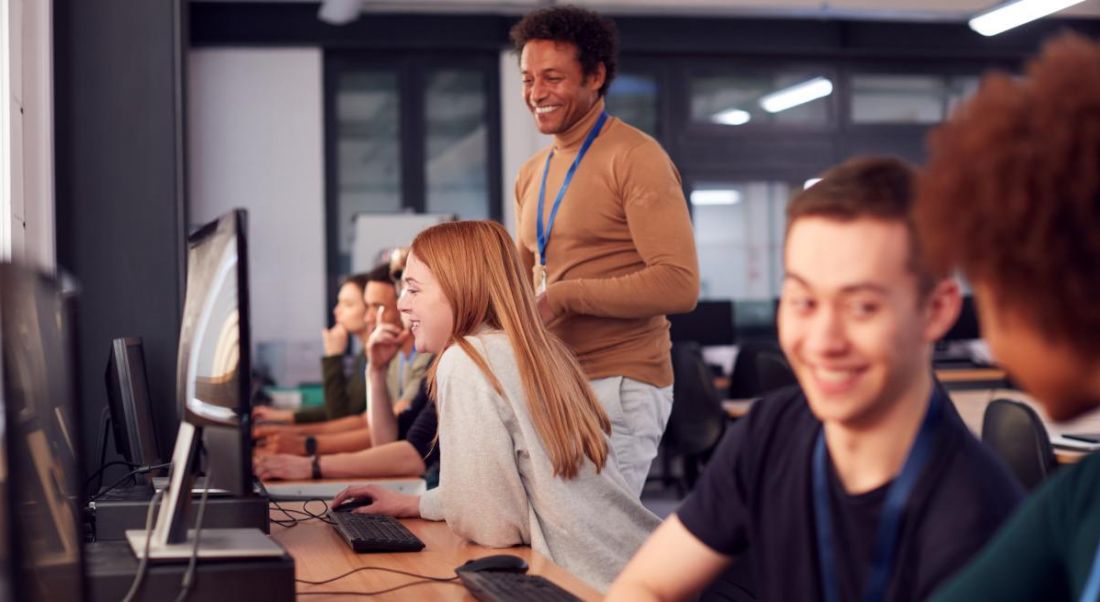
<box><xmin>304</xmin><ymin>435</ymin><xmax>317</xmax><ymax>455</ymax></box>
<box><xmin>310</xmin><ymin>454</ymin><xmax>322</xmax><ymax>480</ymax></box>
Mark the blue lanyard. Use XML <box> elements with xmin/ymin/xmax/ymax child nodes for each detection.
<box><xmin>1080</xmin><ymin>540</ymin><xmax>1100</xmax><ymax>601</ymax></box>
<box><xmin>812</xmin><ymin>389</ymin><xmax>943</xmax><ymax>602</ymax></box>
<box><xmin>536</xmin><ymin>111</ymin><xmax>609</xmax><ymax>266</ymax></box>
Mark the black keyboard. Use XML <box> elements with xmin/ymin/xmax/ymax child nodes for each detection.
<box><xmin>328</xmin><ymin>511</ymin><xmax>425</xmax><ymax>553</ymax></box>
<box><xmin>457</xmin><ymin>570</ymin><xmax>582</xmax><ymax>602</ymax></box>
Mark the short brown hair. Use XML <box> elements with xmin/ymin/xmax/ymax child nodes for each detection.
<box><xmin>916</xmin><ymin>33</ymin><xmax>1100</xmax><ymax>357</ymax></box>
<box><xmin>787</xmin><ymin>156</ymin><xmax>938</xmax><ymax>294</ymax></box>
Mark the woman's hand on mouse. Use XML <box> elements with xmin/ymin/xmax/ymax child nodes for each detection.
<box><xmin>332</xmin><ymin>484</ymin><xmax>420</xmax><ymax>517</ymax></box>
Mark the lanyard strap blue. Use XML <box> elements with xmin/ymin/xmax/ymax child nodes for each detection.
<box><xmin>812</xmin><ymin>389</ymin><xmax>943</xmax><ymax>602</ymax></box>
<box><xmin>536</xmin><ymin>111</ymin><xmax>609</xmax><ymax>266</ymax></box>
<box><xmin>1080</xmin><ymin>540</ymin><xmax>1100</xmax><ymax>602</ymax></box>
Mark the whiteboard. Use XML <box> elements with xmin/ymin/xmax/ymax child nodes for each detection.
<box><xmin>351</xmin><ymin>213</ymin><xmax>454</xmax><ymax>273</ymax></box>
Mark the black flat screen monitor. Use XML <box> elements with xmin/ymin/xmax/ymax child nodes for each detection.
<box><xmin>941</xmin><ymin>295</ymin><xmax>981</xmax><ymax>342</ymax></box>
<box><xmin>668</xmin><ymin>300</ymin><xmax>736</xmax><ymax>347</ymax></box>
<box><xmin>0</xmin><ymin>263</ymin><xmax>85</xmax><ymax>601</ymax></box>
<box><xmin>154</xmin><ymin>209</ymin><xmax>254</xmax><ymax>546</ymax></box>
<box><xmin>105</xmin><ymin>337</ymin><xmax>163</xmax><ymax>479</ymax></box>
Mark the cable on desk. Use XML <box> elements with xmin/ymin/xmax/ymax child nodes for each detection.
<box><xmin>174</xmin><ymin>466</ymin><xmax>214</xmax><ymax>602</ymax></box>
<box><xmin>87</xmin><ymin>462</ymin><xmax>172</xmax><ymax>504</ymax></box>
<box><xmin>256</xmin><ymin>478</ymin><xmax>335</xmax><ymax>527</ymax></box>
<box><xmin>121</xmin><ymin>487</ymin><xmax>165</xmax><ymax>602</ymax></box>
<box><xmin>297</xmin><ymin>579</ymin><xmax>463</xmax><ymax>597</ymax></box>
<box><xmin>296</xmin><ymin>565</ymin><xmax>459</xmax><ymax>586</ymax></box>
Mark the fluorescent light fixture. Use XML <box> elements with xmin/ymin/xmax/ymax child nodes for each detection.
<box><xmin>691</xmin><ymin>190</ymin><xmax>741</xmax><ymax>206</ymax></box>
<box><xmin>318</xmin><ymin>0</ymin><xmax>363</xmax><ymax>25</ymax></box>
<box><xmin>759</xmin><ymin>77</ymin><xmax>833</xmax><ymax>113</ymax></box>
<box><xmin>804</xmin><ymin>178</ymin><xmax>822</xmax><ymax>189</ymax></box>
<box><xmin>711</xmin><ymin>108</ymin><xmax>752</xmax><ymax>126</ymax></box>
<box><xmin>970</xmin><ymin>0</ymin><xmax>1085</xmax><ymax>37</ymax></box>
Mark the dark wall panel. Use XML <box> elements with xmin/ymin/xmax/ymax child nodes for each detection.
<box><xmin>54</xmin><ymin>0</ymin><xmax>188</xmax><ymax>479</ymax></box>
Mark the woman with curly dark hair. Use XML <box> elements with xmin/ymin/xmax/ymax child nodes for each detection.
<box><xmin>918</xmin><ymin>33</ymin><xmax>1100</xmax><ymax>602</ymax></box>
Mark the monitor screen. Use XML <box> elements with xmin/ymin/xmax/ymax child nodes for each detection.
<box><xmin>175</xmin><ymin>209</ymin><xmax>253</xmax><ymax>496</ymax></box>
<box><xmin>941</xmin><ymin>295</ymin><xmax>981</xmax><ymax>342</ymax></box>
<box><xmin>105</xmin><ymin>337</ymin><xmax>163</xmax><ymax>476</ymax></box>
<box><xmin>668</xmin><ymin>300</ymin><xmax>736</xmax><ymax>347</ymax></box>
<box><xmin>0</xmin><ymin>263</ymin><xmax>85</xmax><ymax>602</ymax></box>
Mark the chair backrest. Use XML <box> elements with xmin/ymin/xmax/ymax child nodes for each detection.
<box><xmin>754</xmin><ymin>349</ymin><xmax>798</xmax><ymax>394</ymax></box>
<box><xmin>665</xmin><ymin>342</ymin><xmax>726</xmax><ymax>457</ymax></box>
<box><xmin>981</xmin><ymin>398</ymin><xmax>1057</xmax><ymax>491</ymax></box>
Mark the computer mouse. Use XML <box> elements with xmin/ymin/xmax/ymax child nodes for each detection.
<box><xmin>332</xmin><ymin>496</ymin><xmax>374</xmax><ymax>512</ymax></box>
<box><xmin>457</xmin><ymin>554</ymin><xmax>529</xmax><ymax>573</ymax></box>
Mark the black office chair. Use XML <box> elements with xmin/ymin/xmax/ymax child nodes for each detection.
<box><xmin>729</xmin><ymin>341</ymin><xmax>795</xmax><ymax>399</ymax></box>
<box><xmin>754</xmin><ymin>349</ymin><xmax>798</xmax><ymax>394</ymax></box>
<box><xmin>981</xmin><ymin>398</ymin><xmax>1057</xmax><ymax>491</ymax></box>
<box><xmin>661</xmin><ymin>342</ymin><xmax>727</xmax><ymax>495</ymax></box>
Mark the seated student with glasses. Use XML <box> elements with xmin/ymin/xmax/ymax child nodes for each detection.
<box><xmin>330</xmin><ymin>220</ymin><xmax>660</xmax><ymax>591</ymax></box>
<box><xmin>917</xmin><ymin>34</ymin><xmax>1100</xmax><ymax>602</ymax></box>
<box><xmin>606</xmin><ymin>157</ymin><xmax>1024</xmax><ymax>602</ymax></box>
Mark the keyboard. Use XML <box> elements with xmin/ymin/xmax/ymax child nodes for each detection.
<box><xmin>328</xmin><ymin>511</ymin><xmax>425</xmax><ymax>553</ymax></box>
<box><xmin>457</xmin><ymin>570</ymin><xmax>582</xmax><ymax>602</ymax></box>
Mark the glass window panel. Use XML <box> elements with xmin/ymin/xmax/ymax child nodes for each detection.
<box><xmin>851</xmin><ymin>74</ymin><xmax>945</xmax><ymax>124</ymax></box>
<box><xmin>425</xmin><ymin>69</ymin><xmax>489</xmax><ymax>219</ymax></box>
<box><xmin>691</xmin><ymin>72</ymin><xmax>832</xmax><ymax>127</ymax></box>
<box><xmin>606</xmin><ymin>73</ymin><xmax>658</xmax><ymax>137</ymax></box>
<box><xmin>335</xmin><ymin>70</ymin><xmax>401</xmax><ymax>271</ymax></box>
<box><xmin>691</xmin><ymin>181</ymin><xmax>791</xmax><ymax>301</ymax></box>
<box><xmin>946</xmin><ymin>75</ymin><xmax>981</xmax><ymax>114</ymax></box>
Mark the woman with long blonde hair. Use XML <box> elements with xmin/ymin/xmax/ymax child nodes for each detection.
<box><xmin>332</xmin><ymin>220</ymin><xmax>660</xmax><ymax>590</ymax></box>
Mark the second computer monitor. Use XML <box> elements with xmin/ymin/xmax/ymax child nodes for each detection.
<box><xmin>105</xmin><ymin>337</ymin><xmax>163</xmax><ymax>476</ymax></box>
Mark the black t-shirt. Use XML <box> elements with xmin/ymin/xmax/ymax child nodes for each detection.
<box><xmin>678</xmin><ymin>385</ymin><xmax>1024</xmax><ymax>602</ymax></box>
<box><xmin>397</xmin><ymin>386</ymin><xmax>439</xmax><ymax>468</ymax></box>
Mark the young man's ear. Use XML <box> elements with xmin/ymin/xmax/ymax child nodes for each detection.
<box><xmin>922</xmin><ymin>278</ymin><xmax>962</xmax><ymax>343</ymax></box>
<box><xmin>585</xmin><ymin>63</ymin><xmax>607</xmax><ymax>93</ymax></box>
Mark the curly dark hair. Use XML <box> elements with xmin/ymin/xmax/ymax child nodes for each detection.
<box><xmin>788</xmin><ymin>156</ymin><xmax>939</xmax><ymax>295</ymax></box>
<box><xmin>916</xmin><ymin>33</ymin><xmax>1100</xmax><ymax>357</ymax></box>
<box><xmin>509</xmin><ymin>5</ymin><xmax>618</xmax><ymax>97</ymax></box>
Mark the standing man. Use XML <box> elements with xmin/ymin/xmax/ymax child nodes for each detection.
<box><xmin>511</xmin><ymin>5</ymin><xmax>699</xmax><ymax>496</ymax></box>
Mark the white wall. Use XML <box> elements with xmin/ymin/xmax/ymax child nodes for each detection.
<box><xmin>1</xmin><ymin>0</ymin><xmax>53</xmax><ymax>269</ymax></box>
<box><xmin>499</xmin><ymin>49</ymin><xmax>550</xmax><ymax>235</ymax></box>
<box><xmin>188</xmin><ymin>48</ymin><xmax>326</xmax><ymax>384</ymax></box>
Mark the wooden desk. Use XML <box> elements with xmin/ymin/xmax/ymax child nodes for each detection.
<box><xmin>935</xmin><ymin>367</ymin><xmax>1007</xmax><ymax>388</ymax></box>
<box><xmin>269</xmin><ymin>502</ymin><xmax>602</xmax><ymax>601</ymax></box>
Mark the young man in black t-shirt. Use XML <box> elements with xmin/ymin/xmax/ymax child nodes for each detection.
<box><xmin>607</xmin><ymin>157</ymin><xmax>1024</xmax><ymax>602</ymax></box>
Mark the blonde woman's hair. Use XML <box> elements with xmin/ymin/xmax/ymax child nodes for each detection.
<box><xmin>410</xmin><ymin>220</ymin><xmax>610</xmax><ymax>479</ymax></box>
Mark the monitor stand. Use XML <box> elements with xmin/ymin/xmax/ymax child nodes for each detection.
<box><xmin>125</xmin><ymin>527</ymin><xmax>284</xmax><ymax>560</ymax></box>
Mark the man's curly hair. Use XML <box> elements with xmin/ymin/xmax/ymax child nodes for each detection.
<box><xmin>509</xmin><ymin>5</ymin><xmax>618</xmax><ymax>97</ymax></box>
<box><xmin>916</xmin><ymin>33</ymin><xmax>1100</xmax><ymax>357</ymax></box>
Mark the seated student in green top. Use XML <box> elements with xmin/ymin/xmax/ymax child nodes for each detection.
<box><xmin>917</xmin><ymin>33</ymin><xmax>1100</xmax><ymax>602</ymax></box>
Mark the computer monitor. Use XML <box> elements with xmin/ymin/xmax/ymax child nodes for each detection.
<box><xmin>0</xmin><ymin>263</ymin><xmax>85</xmax><ymax>601</ymax></box>
<box><xmin>105</xmin><ymin>337</ymin><xmax>164</xmax><ymax>480</ymax></box>
<box><xmin>668</xmin><ymin>300</ymin><xmax>736</xmax><ymax>347</ymax></box>
<box><xmin>941</xmin><ymin>295</ymin><xmax>981</xmax><ymax>342</ymax></box>
<box><xmin>146</xmin><ymin>208</ymin><xmax>257</xmax><ymax>551</ymax></box>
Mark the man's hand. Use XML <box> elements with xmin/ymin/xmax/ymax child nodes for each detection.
<box><xmin>260</xmin><ymin>432</ymin><xmax>309</xmax><ymax>456</ymax></box>
<box><xmin>331</xmin><ymin>484</ymin><xmax>420</xmax><ymax>518</ymax></box>
<box><xmin>254</xmin><ymin>454</ymin><xmax>311</xmax><ymax>481</ymax></box>
<box><xmin>252</xmin><ymin>405</ymin><xmax>294</xmax><ymax>424</ymax></box>
<box><xmin>536</xmin><ymin>292</ymin><xmax>556</xmax><ymax>324</ymax></box>
<box><xmin>367</xmin><ymin>309</ymin><xmax>410</xmax><ymax>370</ymax></box>
<box><xmin>253</xmin><ymin>422</ymin><xmax>293</xmax><ymax>440</ymax></box>
<box><xmin>321</xmin><ymin>323</ymin><xmax>350</xmax><ymax>356</ymax></box>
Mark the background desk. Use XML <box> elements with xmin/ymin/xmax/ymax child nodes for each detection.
<box><xmin>723</xmin><ymin>389</ymin><xmax>1100</xmax><ymax>464</ymax></box>
<box><xmin>270</xmin><ymin>502</ymin><xmax>602</xmax><ymax>601</ymax></box>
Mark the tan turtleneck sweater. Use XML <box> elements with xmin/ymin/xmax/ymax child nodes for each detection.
<box><xmin>515</xmin><ymin>99</ymin><xmax>699</xmax><ymax>388</ymax></box>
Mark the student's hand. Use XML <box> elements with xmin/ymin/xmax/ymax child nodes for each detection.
<box><xmin>535</xmin><ymin>292</ymin><xmax>556</xmax><ymax>324</ymax></box>
<box><xmin>367</xmin><ymin>312</ymin><xmax>409</xmax><ymax>371</ymax></box>
<box><xmin>252</xmin><ymin>405</ymin><xmax>294</xmax><ymax>424</ymax></box>
<box><xmin>262</xmin><ymin>432</ymin><xmax>308</xmax><ymax>456</ymax></box>
<box><xmin>254</xmin><ymin>454</ymin><xmax>311</xmax><ymax>481</ymax></box>
<box><xmin>322</xmin><ymin>323</ymin><xmax>350</xmax><ymax>356</ymax></box>
<box><xmin>253</xmin><ymin>422</ymin><xmax>293</xmax><ymax>440</ymax></box>
<box><xmin>331</xmin><ymin>485</ymin><xmax>420</xmax><ymax>518</ymax></box>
